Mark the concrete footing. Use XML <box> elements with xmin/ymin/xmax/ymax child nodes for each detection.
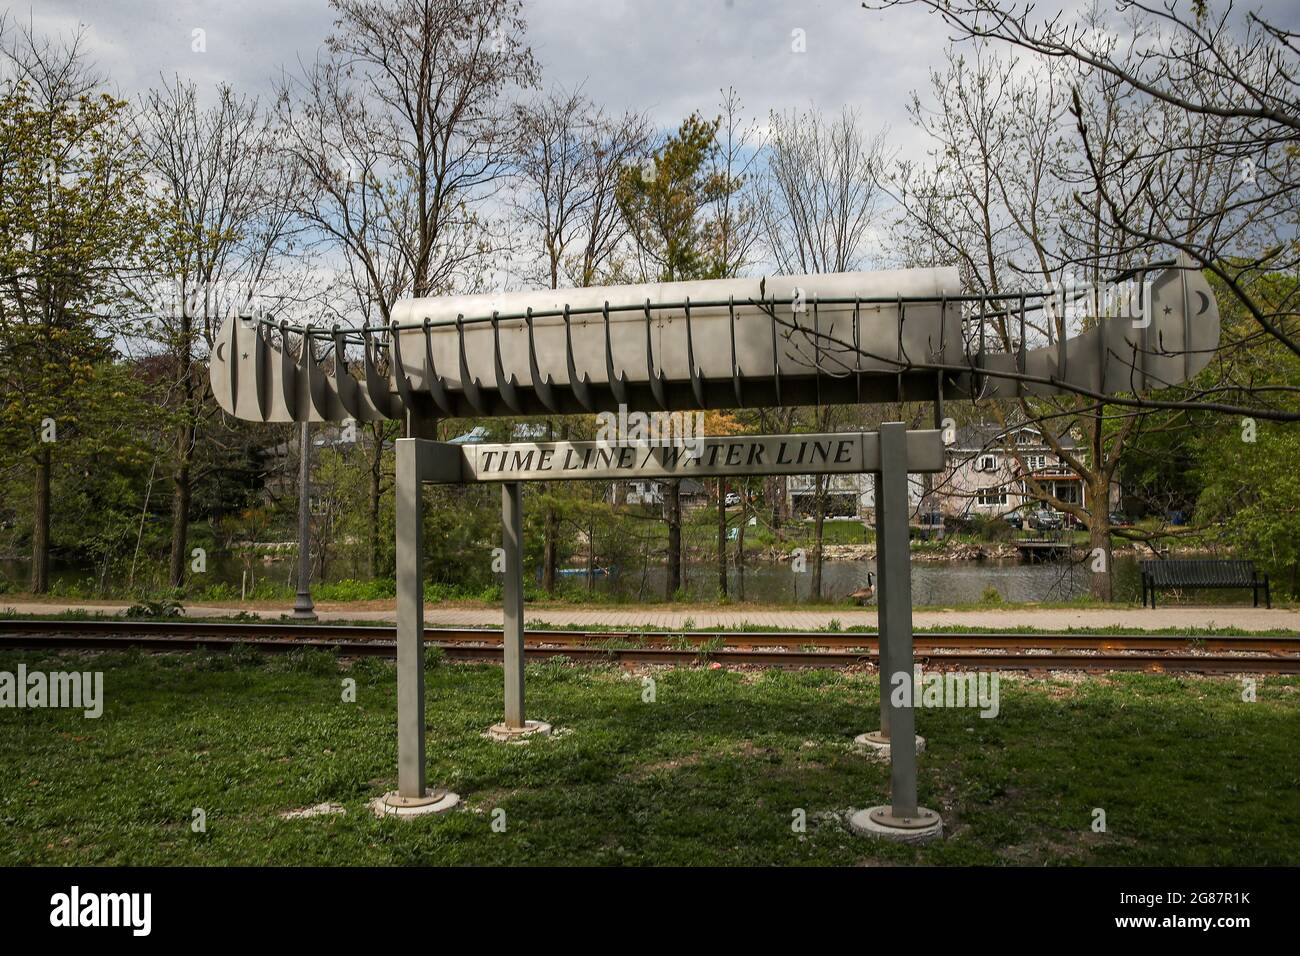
<box><xmin>849</xmin><ymin>805</ymin><xmax>944</xmax><ymax>843</ymax></box>
<box><xmin>370</xmin><ymin>787</ymin><xmax>460</xmax><ymax>818</ymax></box>
<box><xmin>487</xmin><ymin>719</ymin><xmax>552</xmax><ymax>742</ymax></box>
<box><xmin>854</xmin><ymin>730</ymin><xmax>925</xmax><ymax>761</ymax></box>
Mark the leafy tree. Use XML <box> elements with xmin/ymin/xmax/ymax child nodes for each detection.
<box><xmin>1196</xmin><ymin>421</ymin><xmax>1300</xmax><ymax>597</ymax></box>
<box><xmin>0</xmin><ymin>70</ymin><xmax>157</xmax><ymax>591</ymax></box>
<box><xmin>617</xmin><ymin>112</ymin><xmax>729</xmax><ymax>283</ymax></box>
<box><xmin>617</xmin><ymin>112</ymin><xmax>747</xmax><ymax>598</ymax></box>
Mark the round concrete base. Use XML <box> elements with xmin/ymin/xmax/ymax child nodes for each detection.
<box><xmin>370</xmin><ymin>787</ymin><xmax>460</xmax><ymax>819</ymax></box>
<box><xmin>849</xmin><ymin>806</ymin><xmax>944</xmax><ymax>843</ymax></box>
<box><xmin>487</xmin><ymin>719</ymin><xmax>552</xmax><ymax>742</ymax></box>
<box><xmin>854</xmin><ymin>731</ymin><xmax>926</xmax><ymax>761</ymax></box>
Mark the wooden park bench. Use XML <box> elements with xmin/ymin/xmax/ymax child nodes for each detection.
<box><xmin>1140</xmin><ymin>558</ymin><xmax>1271</xmax><ymax>609</ymax></box>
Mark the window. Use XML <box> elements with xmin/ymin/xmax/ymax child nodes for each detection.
<box><xmin>1025</xmin><ymin>454</ymin><xmax>1046</xmax><ymax>470</ymax></box>
<box><xmin>1054</xmin><ymin>482</ymin><xmax>1081</xmax><ymax>505</ymax></box>
<box><xmin>977</xmin><ymin>454</ymin><xmax>997</xmax><ymax>472</ymax></box>
<box><xmin>977</xmin><ymin>487</ymin><xmax>1008</xmax><ymax>507</ymax></box>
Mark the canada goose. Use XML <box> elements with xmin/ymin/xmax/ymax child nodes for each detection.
<box><xmin>849</xmin><ymin>571</ymin><xmax>876</xmax><ymax>605</ymax></box>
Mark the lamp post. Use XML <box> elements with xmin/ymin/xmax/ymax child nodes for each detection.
<box><xmin>292</xmin><ymin>420</ymin><xmax>317</xmax><ymax>620</ymax></box>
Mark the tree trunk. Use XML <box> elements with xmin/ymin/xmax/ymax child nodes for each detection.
<box><xmin>716</xmin><ymin>478</ymin><xmax>727</xmax><ymax>598</ymax></box>
<box><xmin>167</xmin><ymin>421</ymin><xmax>194</xmax><ymax>589</ymax></box>
<box><xmin>30</xmin><ymin>446</ymin><xmax>51</xmax><ymax>593</ymax></box>
<box><xmin>543</xmin><ymin>497</ymin><xmax>557</xmax><ymax>593</ymax></box>
<box><xmin>812</xmin><ymin>474</ymin><xmax>826</xmax><ymax>600</ymax></box>
<box><xmin>315</xmin><ymin>531</ymin><xmax>328</xmax><ymax>581</ymax></box>
<box><xmin>542</xmin><ymin>421</ymin><xmax>557</xmax><ymax>593</ymax></box>
<box><xmin>768</xmin><ymin>476</ymin><xmax>784</xmax><ymax>530</ymax></box>
<box><xmin>169</xmin><ymin>305</ymin><xmax>197</xmax><ymax>590</ymax></box>
<box><xmin>666</xmin><ymin>480</ymin><xmax>682</xmax><ymax>600</ymax></box>
<box><xmin>367</xmin><ymin>440</ymin><xmax>382</xmax><ymax>578</ymax></box>
<box><xmin>1088</xmin><ymin>477</ymin><xmax>1113</xmax><ymax>602</ymax></box>
<box><xmin>736</xmin><ymin>496</ymin><xmax>746</xmax><ymax>602</ymax></box>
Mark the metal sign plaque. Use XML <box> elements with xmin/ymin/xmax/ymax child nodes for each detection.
<box><xmin>422</xmin><ymin>430</ymin><xmax>945</xmax><ymax>483</ymax></box>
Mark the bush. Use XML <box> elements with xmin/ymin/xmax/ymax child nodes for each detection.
<box><xmin>316</xmin><ymin>578</ymin><xmax>396</xmax><ymax>601</ymax></box>
<box><xmin>125</xmin><ymin>598</ymin><xmax>184</xmax><ymax>619</ymax></box>
<box><xmin>970</xmin><ymin>515</ymin><xmax>1016</xmax><ymax>542</ymax></box>
<box><xmin>194</xmin><ymin>582</ymin><xmax>238</xmax><ymax>602</ymax></box>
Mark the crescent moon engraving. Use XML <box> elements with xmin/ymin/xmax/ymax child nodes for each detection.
<box><xmin>1196</xmin><ymin>290</ymin><xmax>1210</xmax><ymax>315</ymax></box>
<box><xmin>215</xmin><ymin>342</ymin><xmax>226</xmax><ymax>362</ymax></box>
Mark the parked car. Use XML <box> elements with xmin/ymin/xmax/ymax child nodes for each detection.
<box><xmin>1028</xmin><ymin>508</ymin><xmax>1063</xmax><ymax>531</ymax></box>
<box><xmin>724</xmin><ymin>492</ymin><xmax>741</xmax><ymax>507</ymax></box>
<box><xmin>1108</xmin><ymin>510</ymin><xmax>1132</xmax><ymax>528</ymax></box>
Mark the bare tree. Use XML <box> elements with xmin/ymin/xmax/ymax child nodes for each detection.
<box><xmin>511</xmin><ymin>86</ymin><xmax>648</xmax><ymax>591</ymax></box>
<box><xmin>760</xmin><ymin>105</ymin><xmax>890</xmax><ymax>596</ymax></box>
<box><xmin>762</xmin><ymin>106</ymin><xmax>893</xmax><ymax>275</ymax></box>
<box><xmin>881</xmin><ymin>12</ymin><xmax>1298</xmax><ymax>599</ymax></box>
<box><xmin>872</xmin><ymin>0</ymin><xmax>1300</xmax><ymax>405</ymax></box>
<box><xmin>276</xmin><ymin>0</ymin><xmax>537</xmax><ymax>574</ymax></box>
<box><xmin>512</xmin><ymin>87</ymin><xmax>649</xmax><ymax>289</ymax></box>
<box><xmin>137</xmin><ymin>77</ymin><xmax>301</xmax><ymax>589</ymax></box>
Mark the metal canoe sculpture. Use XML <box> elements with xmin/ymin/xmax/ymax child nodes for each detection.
<box><xmin>210</xmin><ymin>263</ymin><xmax>1220</xmax><ymax>424</ymax></box>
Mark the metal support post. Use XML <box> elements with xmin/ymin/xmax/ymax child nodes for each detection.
<box><xmin>850</xmin><ymin>423</ymin><xmax>942</xmax><ymax>842</ymax></box>
<box><xmin>292</xmin><ymin>422</ymin><xmax>317</xmax><ymax>621</ymax></box>
<box><xmin>502</xmin><ymin>482</ymin><xmax>525</xmax><ymax>728</ymax></box>
<box><xmin>372</xmin><ymin>438</ymin><xmax>460</xmax><ymax>816</ymax></box>
<box><xmin>488</xmin><ymin>481</ymin><xmax>551</xmax><ymax>741</ymax></box>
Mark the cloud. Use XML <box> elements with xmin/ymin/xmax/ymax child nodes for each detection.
<box><xmin>21</xmin><ymin>0</ymin><xmax>938</xmax><ymax>153</ymax></box>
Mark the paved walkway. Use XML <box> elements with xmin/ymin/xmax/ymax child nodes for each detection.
<box><xmin>4</xmin><ymin>599</ymin><xmax>1297</xmax><ymax>633</ymax></box>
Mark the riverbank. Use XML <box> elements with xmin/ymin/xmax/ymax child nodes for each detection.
<box><xmin>4</xmin><ymin>598</ymin><xmax>1297</xmax><ymax>633</ymax></box>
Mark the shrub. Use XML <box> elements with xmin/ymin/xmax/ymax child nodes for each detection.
<box><xmin>125</xmin><ymin>598</ymin><xmax>184</xmax><ymax>619</ymax></box>
<box><xmin>316</xmin><ymin>578</ymin><xmax>396</xmax><ymax>602</ymax></box>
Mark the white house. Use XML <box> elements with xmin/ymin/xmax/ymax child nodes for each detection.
<box><xmin>938</xmin><ymin>423</ymin><xmax>1117</xmax><ymax>519</ymax></box>
<box><xmin>786</xmin><ymin>472</ymin><xmax>927</xmax><ymax>518</ymax></box>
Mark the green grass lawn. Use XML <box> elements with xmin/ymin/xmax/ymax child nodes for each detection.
<box><xmin>1</xmin><ymin>647</ymin><xmax>1297</xmax><ymax>866</ymax></box>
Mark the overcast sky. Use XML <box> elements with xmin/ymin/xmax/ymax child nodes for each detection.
<box><xmin>15</xmin><ymin>1</ymin><xmax>1300</xmax><ymax>154</ymax></box>
<box><xmin>14</xmin><ymin>0</ymin><xmax>1297</xmax><ymax>287</ymax></box>
<box><xmin>18</xmin><ymin>0</ymin><xmax>1300</xmax><ymax>163</ymax></box>
<box><xmin>18</xmin><ymin>0</ymin><xmax>952</xmax><ymax>157</ymax></box>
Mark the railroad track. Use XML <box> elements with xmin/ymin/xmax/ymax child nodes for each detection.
<box><xmin>0</xmin><ymin>618</ymin><xmax>1297</xmax><ymax>674</ymax></box>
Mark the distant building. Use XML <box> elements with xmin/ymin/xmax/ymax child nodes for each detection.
<box><xmin>786</xmin><ymin>473</ymin><xmax>926</xmax><ymax>519</ymax></box>
<box><xmin>938</xmin><ymin>423</ymin><xmax>1119</xmax><ymax>519</ymax></box>
<box><xmin>610</xmin><ymin>478</ymin><xmax>709</xmax><ymax>513</ymax></box>
<box><xmin>778</xmin><ymin>422</ymin><xmax>1118</xmax><ymax>523</ymax></box>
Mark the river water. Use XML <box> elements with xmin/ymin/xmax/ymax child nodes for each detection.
<box><xmin>594</xmin><ymin>555</ymin><xmax>1145</xmax><ymax>604</ymax></box>
<box><xmin>3</xmin><ymin>553</ymin><xmax>1253</xmax><ymax>606</ymax></box>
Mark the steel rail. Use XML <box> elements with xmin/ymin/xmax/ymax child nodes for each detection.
<box><xmin>1</xmin><ymin>618</ymin><xmax>1298</xmax><ymax>654</ymax></box>
<box><xmin>1</xmin><ymin>623</ymin><xmax>1297</xmax><ymax>674</ymax></box>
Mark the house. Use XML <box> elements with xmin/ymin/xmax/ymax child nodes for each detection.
<box><xmin>938</xmin><ymin>423</ymin><xmax>1118</xmax><ymax>519</ymax></box>
<box><xmin>610</xmin><ymin>478</ymin><xmax>709</xmax><ymax>513</ymax></box>
<box><xmin>786</xmin><ymin>472</ymin><xmax>926</xmax><ymax>519</ymax></box>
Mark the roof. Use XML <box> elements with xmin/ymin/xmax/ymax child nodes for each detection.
<box><xmin>950</xmin><ymin>423</ymin><xmax>1077</xmax><ymax>453</ymax></box>
<box><xmin>448</xmin><ymin>426</ymin><xmax>488</xmax><ymax>444</ymax></box>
